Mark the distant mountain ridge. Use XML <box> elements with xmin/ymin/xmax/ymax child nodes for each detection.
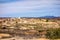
<box><xmin>0</xmin><ymin>16</ymin><xmax>60</xmax><ymax>18</ymax></box>
<box><xmin>40</xmin><ymin>16</ymin><xmax>57</xmax><ymax>18</ymax></box>
<box><xmin>21</xmin><ymin>16</ymin><xmax>59</xmax><ymax>18</ymax></box>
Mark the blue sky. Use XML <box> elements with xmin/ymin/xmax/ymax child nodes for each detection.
<box><xmin>0</xmin><ymin>0</ymin><xmax>60</xmax><ymax>17</ymax></box>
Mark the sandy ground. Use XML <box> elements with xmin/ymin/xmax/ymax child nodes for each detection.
<box><xmin>0</xmin><ymin>36</ymin><xmax>49</xmax><ymax>40</ymax></box>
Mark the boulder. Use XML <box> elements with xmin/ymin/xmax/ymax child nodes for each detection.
<box><xmin>0</xmin><ymin>33</ymin><xmax>12</xmax><ymax>39</ymax></box>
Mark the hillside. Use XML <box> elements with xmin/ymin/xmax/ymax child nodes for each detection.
<box><xmin>0</xmin><ymin>17</ymin><xmax>60</xmax><ymax>39</ymax></box>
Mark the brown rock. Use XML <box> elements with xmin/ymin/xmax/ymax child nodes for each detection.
<box><xmin>0</xmin><ymin>33</ymin><xmax>12</xmax><ymax>38</ymax></box>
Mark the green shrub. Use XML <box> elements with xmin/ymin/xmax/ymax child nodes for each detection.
<box><xmin>46</xmin><ymin>19</ymin><xmax>49</xmax><ymax>22</ymax></box>
<box><xmin>46</xmin><ymin>28</ymin><xmax>60</xmax><ymax>39</ymax></box>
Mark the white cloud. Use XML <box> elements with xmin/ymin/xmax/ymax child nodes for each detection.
<box><xmin>0</xmin><ymin>0</ymin><xmax>60</xmax><ymax>14</ymax></box>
